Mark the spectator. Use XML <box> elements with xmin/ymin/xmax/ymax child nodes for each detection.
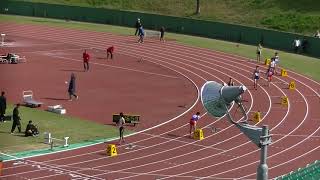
<box><xmin>68</xmin><ymin>73</ymin><xmax>78</xmax><ymax>101</ymax></box>
<box><xmin>256</xmin><ymin>43</ymin><xmax>262</xmax><ymax>63</ymax></box>
<box><xmin>11</xmin><ymin>104</ymin><xmax>21</xmax><ymax>134</ymax></box>
<box><xmin>314</xmin><ymin>30</ymin><xmax>320</xmax><ymax>38</ymax></box>
<box><xmin>301</xmin><ymin>38</ymin><xmax>308</xmax><ymax>53</ymax></box>
<box><xmin>160</xmin><ymin>26</ymin><xmax>165</xmax><ymax>42</ymax></box>
<box><xmin>0</xmin><ymin>91</ymin><xmax>6</xmax><ymax>122</ymax></box>
<box><xmin>293</xmin><ymin>38</ymin><xmax>301</xmax><ymax>53</ymax></box>
<box><xmin>25</xmin><ymin>120</ymin><xmax>39</xmax><ymax>137</ymax></box>
<box><xmin>134</xmin><ymin>18</ymin><xmax>142</xmax><ymax>36</ymax></box>
<box><xmin>82</xmin><ymin>50</ymin><xmax>90</xmax><ymax>72</ymax></box>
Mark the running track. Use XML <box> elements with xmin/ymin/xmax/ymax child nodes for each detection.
<box><xmin>0</xmin><ymin>22</ymin><xmax>320</xmax><ymax>180</ymax></box>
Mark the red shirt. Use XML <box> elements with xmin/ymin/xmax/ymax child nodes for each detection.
<box><xmin>107</xmin><ymin>46</ymin><xmax>114</xmax><ymax>53</ymax></box>
<box><xmin>83</xmin><ymin>52</ymin><xmax>90</xmax><ymax>62</ymax></box>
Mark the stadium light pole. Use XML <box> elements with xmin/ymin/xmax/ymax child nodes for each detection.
<box><xmin>201</xmin><ymin>81</ymin><xmax>272</xmax><ymax>180</ymax></box>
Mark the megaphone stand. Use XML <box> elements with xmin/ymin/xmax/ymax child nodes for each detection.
<box><xmin>201</xmin><ymin>82</ymin><xmax>272</xmax><ymax>180</ymax></box>
<box><xmin>223</xmin><ymin>98</ymin><xmax>272</xmax><ymax>180</ymax></box>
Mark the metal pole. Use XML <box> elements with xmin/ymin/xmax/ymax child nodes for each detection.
<box><xmin>257</xmin><ymin>125</ymin><xmax>270</xmax><ymax>180</ymax></box>
<box><xmin>50</xmin><ymin>140</ymin><xmax>54</xmax><ymax>151</ymax></box>
<box><xmin>1</xmin><ymin>34</ymin><xmax>5</xmax><ymax>46</ymax></box>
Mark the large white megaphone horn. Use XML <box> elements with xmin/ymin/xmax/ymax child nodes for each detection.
<box><xmin>200</xmin><ymin>81</ymin><xmax>247</xmax><ymax>119</ymax></box>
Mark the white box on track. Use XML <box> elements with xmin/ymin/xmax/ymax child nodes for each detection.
<box><xmin>47</xmin><ymin>105</ymin><xmax>66</xmax><ymax>114</ymax></box>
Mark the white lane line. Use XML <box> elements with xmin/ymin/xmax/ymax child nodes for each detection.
<box><xmin>140</xmin><ymin>132</ymin><xmax>227</xmax><ymax>152</ymax></box>
<box><xmin>41</xmin><ymin>53</ymin><xmax>180</xmax><ymax>79</ymax></box>
<box><xmin>21</xmin><ymin>47</ymin><xmax>86</xmax><ymax>54</ymax></box>
<box><xmin>0</xmin><ymin>152</ymin><xmax>104</xmax><ymax>180</ymax></box>
<box><xmin>271</xmin><ymin>133</ymin><xmax>320</xmax><ymax>138</ymax></box>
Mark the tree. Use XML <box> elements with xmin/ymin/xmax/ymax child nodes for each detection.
<box><xmin>196</xmin><ymin>0</ymin><xmax>200</xmax><ymax>14</ymax></box>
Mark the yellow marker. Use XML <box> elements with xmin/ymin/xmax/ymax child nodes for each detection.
<box><xmin>281</xmin><ymin>69</ymin><xmax>288</xmax><ymax>77</ymax></box>
<box><xmin>106</xmin><ymin>144</ymin><xmax>117</xmax><ymax>157</ymax></box>
<box><xmin>281</xmin><ymin>96</ymin><xmax>288</xmax><ymax>106</ymax></box>
<box><xmin>194</xmin><ymin>129</ymin><xmax>204</xmax><ymax>140</ymax></box>
<box><xmin>265</xmin><ymin>59</ymin><xmax>271</xmax><ymax>66</ymax></box>
<box><xmin>289</xmin><ymin>81</ymin><xmax>295</xmax><ymax>90</ymax></box>
<box><xmin>253</xmin><ymin>111</ymin><xmax>261</xmax><ymax>123</ymax></box>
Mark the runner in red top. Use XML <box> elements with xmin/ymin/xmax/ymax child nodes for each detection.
<box><xmin>107</xmin><ymin>46</ymin><xmax>115</xmax><ymax>59</ymax></box>
<box><xmin>82</xmin><ymin>50</ymin><xmax>90</xmax><ymax>71</ymax></box>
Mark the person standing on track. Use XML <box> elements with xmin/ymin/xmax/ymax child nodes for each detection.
<box><xmin>82</xmin><ymin>50</ymin><xmax>90</xmax><ymax>72</ymax></box>
<box><xmin>117</xmin><ymin>112</ymin><xmax>126</xmax><ymax>144</ymax></box>
<box><xmin>160</xmin><ymin>26</ymin><xmax>165</xmax><ymax>42</ymax></box>
<box><xmin>273</xmin><ymin>52</ymin><xmax>280</xmax><ymax>75</ymax></box>
<box><xmin>189</xmin><ymin>112</ymin><xmax>201</xmax><ymax>137</ymax></box>
<box><xmin>68</xmin><ymin>73</ymin><xmax>78</xmax><ymax>101</ymax></box>
<box><xmin>138</xmin><ymin>26</ymin><xmax>145</xmax><ymax>43</ymax></box>
<box><xmin>228</xmin><ymin>77</ymin><xmax>235</xmax><ymax>86</ymax></box>
<box><xmin>11</xmin><ymin>104</ymin><xmax>21</xmax><ymax>134</ymax></box>
<box><xmin>107</xmin><ymin>46</ymin><xmax>115</xmax><ymax>59</ymax></box>
<box><xmin>266</xmin><ymin>66</ymin><xmax>274</xmax><ymax>87</ymax></box>
<box><xmin>253</xmin><ymin>66</ymin><xmax>260</xmax><ymax>90</ymax></box>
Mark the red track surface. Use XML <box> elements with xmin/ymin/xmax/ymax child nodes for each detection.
<box><xmin>0</xmin><ymin>22</ymin><xmax>319</xmax><ymax>180</ymax></box>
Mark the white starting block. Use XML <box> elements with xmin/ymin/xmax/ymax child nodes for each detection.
<box><xmin>1</xmin><ymin>33</ymin><xmax>5</xmax><ymax>46</ymax></box>
<box><xmin>47</xmin><ymin>105</ymin><xmax>66</xmax><ymax>114</ymax></box>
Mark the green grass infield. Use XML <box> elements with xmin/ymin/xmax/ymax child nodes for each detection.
<box><xmin>0</xmin><ymin>104</ymin><xmax>129</xmax><ymax>154</ymax></box>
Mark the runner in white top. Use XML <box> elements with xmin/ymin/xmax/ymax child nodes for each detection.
<box><xmin>273</xmin><ymin>52</ymin><xmax>280</xmax><ymax>75</ymax></box>
<box><xmin>253</xmin><ymin>66</ymin><xmax>260</xmax><ymax>90</ymax></box>
<box><xmin>117</xmin><ymin>112</ymin><xmax>126</xmax><ymax>144</ymax></box>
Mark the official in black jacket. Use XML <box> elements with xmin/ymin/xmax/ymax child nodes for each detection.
<box><xmin>68</xmin><ymin>73</ymin><xmax>78</xmax><ymax>101</ymax></box>
<box><xmin>11</xmin><ymin>104</ymin><xmax>21</xmax><ymax>134</ymax></box>
<box><xmin>134</xmin><ymin>18</ymin><xmax>142</xmax><ymax>36</ymax></box>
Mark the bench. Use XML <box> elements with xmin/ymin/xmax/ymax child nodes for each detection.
<box><xmin>23</xmin><ymin>90</ymin><xmax>43</xmax><ymax>108</ymax></box>
<box><xmin>113</xmin><ymin>114</ymin><xmax>140</xmax><ymax>126</ymax></box>
<box><xmin>0</xmin><ymin>54</ymin><xmax>26</xmax><ymax>64</ymax></box>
